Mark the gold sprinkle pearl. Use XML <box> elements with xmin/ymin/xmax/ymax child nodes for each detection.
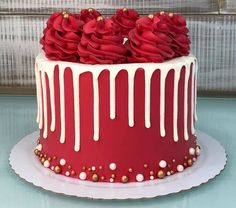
<box><xmin>71</xmin><ymin>170</ymin><xmax>75</xmax><ymax>175</ymax></box>
<box><xmin>128</xmin><ymin>168</ymin><xmax>133</xmax><ymax>173</ymax></box>
<box><xmin>150</xmin><ymin>171</ymin><xmax>154</xmax><ymax>176</ymax></box>
<box><xmin>63</xmin><ymin>13</ymin><xmax>69</xmax><ymax>19</ymax></box>
<box><xmin>169</xmin><ymin>12</ymin><xmax>174</xmax><ymax>17</ymax></box>
<box><xmin>96</xmin><ymin>16</ymin><xmax>104</xmax><ymax>21</ymax></box>
<box><xmin>54</xmin><ymin>165</ymin><xmax>62</xmax><ymax>174</ymax></box>
<box><xmin>123</xmin><ymin>7</ymin><xmax>128</xmax><ymax>12</ymax></box>
<box><xmin>121</xmin><ymin>175</ymin><xmax>129</xmax><ymax>183</ymax></box>
<box><xmin>34</xmin><ymin>149</ymin><xmax>38</xmax><ymax>155</ymax></box>
<box><xmin>144</xmin><ymin>164</ymin><xmax>148</xmax><ymax>168</ymax></box>
<box><xmin>160</xmin><ymin>11</ymin><xmax>165</xmax><ymax>15</ymax></box>
<box><xmin>148</xmin><ymin>14</ymin><xmax>154</xmax><ymax>19</ymax></box>
<box><xmin>111</xmin><ymin>174</ymin><xmax>116</xmax><ymax>179</ymax></box>
<box><xmin>187</xmin><ymin>159</ymin><xmax>193</xmax><ymax>166</ymax></box>
<box><xmin>157</xmin><ymin>170</ymin><xmax>165</xmax><ymax>179</ymax></box>
<box><xmin>92</xmin><ymin>174</ymin><xmax>99</xmax><ymax>182</ymax></box>
<box><xmin>88</xmin><ymin>8</ymin><xmax>93</xmax><ymax>12</ymax></box>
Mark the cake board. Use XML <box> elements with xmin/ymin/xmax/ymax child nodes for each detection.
<box><xmin>9</xmin><ymin>130</ymin><xmax>227</xmax><ymax>200</ymax></box>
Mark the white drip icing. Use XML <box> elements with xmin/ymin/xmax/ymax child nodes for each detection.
<box><xmin>160</xmin><ymin>69</ymin><xmax>168</xmax><ymax>137</ymax></box>
<box><xmin>73</xmin><ymin>72</ymin><xmax>80</xmax><ymax>151</ymax></box>
<box><xmin>191</xmin><ymin>63</ymin><xmax>195</xmax><ymax>134</ymax></box>
<box><xmin>144</xmin><ymin>69</ymin><xmax>156</xmax><ymax>128</ymax></box>
<box><xmin>109</xmin><ymin>70</ymin><xmax>119</xmax><ymax>119</ymax></box>
<box><xmin>59</xmin><ymin>67</ymin><xmax>66</xmax><ymax>144</ymax></box>
<box><xmin>128</xmin><ymin>69</ymin><xmax>136</xmax><ymax>127</ymax></box>
<box><xmin>173</xmin><ymin>67</ymin><xmax>181</xmax><ymax>142</ymax></box>
<box><xmin>184</xmin><ymin>63</ymin><xmax>191</xmax><ymax>140</ymax></box>
<box><xmin>93</xmin><ymin>72</ymin><xmax>100</xmax><ymax>141</ymax></box>
<box><xmin>47</xmin><ymin>68</ymin><xmax>56</xmax><ymax>131</ymax></box>
<box><xmin>35</xmin><ymin>53</ymin><xmax>197</xmax><ymax>152</ymax></box>
<box><xmin>35</xmin><ymin>63</ymin><xmax>40</xmax><ymax>123</ymax></box>
<box><xmin>194</xmin><ymin>60</ymin><xmax>198</xmax><ymax>121</ymax></box>
<box><xmin>41</xmin><ymin>71</ymin><xmax>48</xmax><ymax>138</ymax></box>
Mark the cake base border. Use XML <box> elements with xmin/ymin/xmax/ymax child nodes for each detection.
<box><xmin>9</xmin><ymin>130</ymin><xmax>227</xmax><ymax>200</ymax></box>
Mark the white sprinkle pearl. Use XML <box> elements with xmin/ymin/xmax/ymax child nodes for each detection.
<box><xmin>109</xmin><ymin>163</ymin><xmax>117</xmax><ymax>170</ymax></box>
<box><xmin>43</xmin><ymin>160</ymin><xmax>50</xmax><ymax>168</ymax></box>
<box><xmin>177</xmin><ymin>165</ymin><xmax>184</xmax><ymax>172</ymax></box>
<box><xmin>150</xmin><ymin>176</ymin><xmax>154</xmax><ymax>180</ymax></box>
<box><xmin>196</xmin><ymin>146</ymin><xmax>201</xmax><ymax>155</ymax></box>
<box><xmin>189</xmin><ymin>147</ymin><xmax>195</xmax><ymax>155</ymax></box>
<box><xmin>79</xmin><ymin>172</ymin><xmax>87</xmax><ymax>180</ymax></box>
<box><xmin>59</xmin><ymin>159</ymin><xmax>66</xmax><ymax>166</ymax></box>
<box><xmin>65</xmin><ymin>171</ymin><xmax>70</xmax><ymax>176</ymax></box>
<box><xmin>51</xmin><ymin>166</ymin><xmax>54</xmax><ymax>170</ymax></box>
<box><xmin>159</xmin><ymin>160</ymin><xmax>167</xmax><ymax>168</ymax></box>
<box><xmin>193</xmin><ymin>157</ymin><xmax>197</xmax><ymax>161</ymax></box>
<box><xmin>109</xmin><ymin>178</ymin><xmax>114</xmax><ymax>183</ymax></box>
<box><xmin>91</xmin><ymin>166</ymin><xmax>96</xmax><ymax>171</ymax></box>
<box><xmin>167</xmin><ymin>171</ymin><xmax>171</xmax><ymax>176</ymax></box>
<box><xmin>36</xmin><ymin>144</ymin><xmax>42</xmax><ymax>151</ymax></box>
<box><xmin>136</xmin><ymin>174</ymin><xmax>144</xmax><ymax>182</ymax></box>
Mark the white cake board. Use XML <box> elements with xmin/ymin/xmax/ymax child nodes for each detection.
<box><xmin>9</xmin><ymin>130</ymin><xmax>227</xmax><ymax>200</ymax></box>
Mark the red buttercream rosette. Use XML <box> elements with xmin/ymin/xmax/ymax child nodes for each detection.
<box><xmin>127</xmin><ymin>14</ymin><xmax>175</xmax><ymax>63</ymax></box>
<box><xmin>112</xmin><ymin>8</ymin><xmax>139</xmax><ymax>38</ymax></box>
<box><xmin>40</xmin><ymin>11</ymin><xmax>84</xmax><ymax>62</ymax></box>
<box><xmin>78</xmin><ymin>16</ymin><xmax>127</xmax><ymax>64</ymax></box>
<box><xmin>155</xmin><ymin>12</ymin><xmax>190</xmax><ymax>57</ymax></box>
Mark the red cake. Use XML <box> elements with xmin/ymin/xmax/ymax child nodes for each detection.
<box><xmin>34</xmin><ymin>9</ymin><xmax>200</xmax><ymax>183</ymax></box>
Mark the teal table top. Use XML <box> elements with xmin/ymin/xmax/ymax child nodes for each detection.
<box><xmin>0</xmin><ymin>95</ymin><xmax>235</xmax><ymax>208</ymax></box>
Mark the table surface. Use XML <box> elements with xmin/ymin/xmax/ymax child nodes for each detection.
<box><xmin>0</xmin><ymin>95</ymin><xmax>235</xmax><ymax>208</ymax></box>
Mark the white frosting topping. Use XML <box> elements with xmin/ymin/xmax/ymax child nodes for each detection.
<box><xmin>35</xmin><ymin>53</ymin><xmax>197</xmax><ymax>152</ymax></box>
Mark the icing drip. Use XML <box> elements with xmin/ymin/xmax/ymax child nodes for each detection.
<box><xmin>35</xmin><ymin>53</ymin><xmax>197</xmax><ymax>152</ymax></box>
<box><xmin>128</xmin><ymin>70</ymin><xmax>136</xmax><ymax>127</ymax></box>
<box><xmin>47</xmin><ymin>68</ymin><xmax>56</xmax><ymax>131</ymax></box>
<box><xmin>93</xmin><ymin>72</ymin><xmax>100</xmax><ymax>141</ymax></box>
<box><xmin>41</xmin><ymin>71</ymin><xmax>48</xmax><ymax>138</ymax></box>
<box><xmin>184</xmin><ymin>64</ymin><xmax>191</xmax><ymax>140</ymax></box>
<box><xmin>59</xmin><ymin>67</ymin><xmax>66</xmax><ymax>143</ymax></box>
<box><xmin>144</xmin><ymin>69</ymin><xmax>156</xmax><ymax>128</ymax></box>
<box><xmin>160</xmin><ymin>70</ymin><xmax>168</xmax><ymax>137</ymax></box>
<box><xmin>191</xmin><ymin>63</ymin><xmax>195</xmax><ymax>134</ymax></box>
<box><xmin>35</xmin><ymin>63</ymin><xmax>40</xmax><ymax>124</ymax></box>
<box><xmin>109</xmin><ymin>70</ymin><xmax>119</xmax><ymax>120</ymax></box>
<box><xmin>194</xmin><ymin>60</ymin><xmax>198</xmax><ymax>121</ymax></box>
<box><xmin>173</xmin><ymin>68</ymin><xmax>181</xmax><ymax>142</ymax></box>
<box><xmin>73</xmin><ymin>72</ymin><xmax>80</xmax><ymax>151</ymax></box>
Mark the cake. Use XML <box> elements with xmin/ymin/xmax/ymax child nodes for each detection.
<box><xmin>34</xmin><ymin>8</ymin><xmax>200</xmax><ymax>183</ymax></box>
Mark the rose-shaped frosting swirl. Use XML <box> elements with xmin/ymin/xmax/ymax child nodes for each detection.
<box><xmin>127</xmin><ymin>15</ymin><xmax>175</xmax><ymax>63</ymax></box>
<box><xmin>78</xmin><ymin>16</ymin><xmax>127</xmax><ymax>64</ymax></box>
<box><xmin>40</xmin><ymin>11</ymin><xmax>84</xmax><ymax>62</ymax></box>
<box><xmin>112</xmin><ymin>8</ymin><xmax>139</xmax><ymax>38</ymax></box>
<box><xmin>155</xmin><ymin>12</ymin><xmax>190</xmax><ymax>57</ymax></box>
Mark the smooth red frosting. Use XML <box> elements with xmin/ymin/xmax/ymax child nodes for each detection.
<box><xmin>78</xmin><ymin>17</ymin><xmax>127</xmax><ymax>64</ymax></box>
<box><xmin>111</xmin><ymin>8</ymin><xmax>139</xmax><ymax>38</ymax></box>
<box><xmin>40</xmin><ymin>12</ymin><xmax>83</xmax><ymax>62</ymax></box>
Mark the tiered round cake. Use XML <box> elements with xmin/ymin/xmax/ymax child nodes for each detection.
<box><xmin>34</xmin><ymin>8</ymin><xmax>200</xmax><ymax>183</ymax></box>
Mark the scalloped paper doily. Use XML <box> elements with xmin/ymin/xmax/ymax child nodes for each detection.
<box><xmin>9</xmin><ymin>130</ymin><xmax>227</xmax><ymax>200</ymax></box>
